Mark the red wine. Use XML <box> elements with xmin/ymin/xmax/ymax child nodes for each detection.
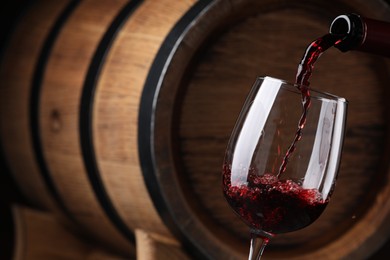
<box><xmin>295</xmin><ymin>34</ymin><xmax>340</xmax><ymax>87</ymax></box>
<box><xmin>278</xmin><ymin>33</ymin><xmax>341</xmax><ymax>177</ymax></box>
<box><xmin>222</xmin><ymin>165</ymin><xmax>327</xmax><ymax>234</ymax></box>
<box><xmin>223</xmin><ymin>35</ymin><xmax>339</xmax><ymax>235</ymax></box>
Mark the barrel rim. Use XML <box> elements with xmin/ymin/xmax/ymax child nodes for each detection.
<box><xmin>138</xmin><ymin>0</ymin><xmax>216</xmax><ymax>258</ymax></box>
<box><xmin>29</xmin><ymin>0</ymin><xmax>138</xmax><ymax>253</ymax></box>
<box><xmin>29</xmin><ymin>0</ymin><xmax>81</xmax><ymax>225</ymax></box>
<box><xmin>79</xmin><ymin>0</ymin><xmax>144</xmax><ymax>245</ymax></box>
<box><xmin>140</xmin><ymin>0</ymin><xmax>390</xmax><ymax>259</ymax></box>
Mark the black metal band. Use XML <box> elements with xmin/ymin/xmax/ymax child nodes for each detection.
<box><xmin>138</xmin><ymin>0</ymin><xmax>214</xmax><ymax>259</ymax></box>
<box><xmin>30</xmin><ymin>0</ymin><xmax>80</xmax><ymax>220</ymax></box>
<box><xmin>79</xmin><ymin>0</ymin><xmax>143</xmax><ymax>244</ymax></box>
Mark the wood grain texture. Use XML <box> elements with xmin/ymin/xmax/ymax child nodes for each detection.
<box><xmin>38</xmin><ymin>0</ymin><xmax>135</xmax><ymax>255</ymax></box>
<box><xmin>1</xmin><ymin>0</ymin><xmax>198</xmax><ymax>257</ymax></box>
<box><xmin>135</xmin><ymin>229</ymin><xmax>190</xmax><ymax>260</ymax></box>
<box><xmin>2</xmin><ymin>0</ymin><xmax>390</xmax><ymax>259</ymax></box>
<box><xmin>151</xmin><ymin>0</ymin><xmax>390</xmax><ymax>259</ymax></box>
<box><xmin>0</xmin><ymin>0</ymin><xmax>67</xmax><ymax>210</ymax></box>
<box><xmin>12</xmin><ymin>205</ymin><xmax>128</xmax><ymax>260</ymax></box>
<box><xmin>93</xmin><ymin>0</ymin><xmax>196</xmax><ymax>238</ymax></box>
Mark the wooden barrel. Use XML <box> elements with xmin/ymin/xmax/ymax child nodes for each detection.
<box><xmin>11</xmin><ymin>205</ymin><xmax>128</xmax><ymax>260</ymax></box>
<box><xmin>1</xmin><ymin>0</ymin><xmax>390</xmax><ymax>259</ymax></box>
<box><xmin>0</xmin><ymin>0</ymin><xmax>183</xmax><ymax>257</ymax></box>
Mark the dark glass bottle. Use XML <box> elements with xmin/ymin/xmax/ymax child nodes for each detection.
<box><xmin>330</xmin><ymin>13</ymin><xmax>390</xmax><ymax>57</ymax></box>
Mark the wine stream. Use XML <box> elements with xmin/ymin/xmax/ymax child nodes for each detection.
<box><xmin>222</xmin><ymin>33</ymin><xmax>345</xmax><ymax>235</ymax></box>
<box><xmin>277</xmin><ymin>34</ymin><xmax>342</xmax><ymax>177</ymax></box>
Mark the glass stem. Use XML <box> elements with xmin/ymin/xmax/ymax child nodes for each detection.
<box><xmin>248</xmin><ymin>231</ymin><xmax>271</xmax><ymax>260</ymax></box>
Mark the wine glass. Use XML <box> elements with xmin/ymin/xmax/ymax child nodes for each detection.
<box><xmin>222</xmin><ymin>76</ymin><xmax>347</xmax><ymax>259</ymax></box>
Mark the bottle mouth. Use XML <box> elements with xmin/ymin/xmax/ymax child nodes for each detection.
<box><xmin>330</xmin><ymin>15</ymin><xmax>352</xmax><ymax>35</ymax></box>
<box><xmin>329</xmin><ymin>13</ymin><xmax>365</xmax><ymax>52</ymax></box>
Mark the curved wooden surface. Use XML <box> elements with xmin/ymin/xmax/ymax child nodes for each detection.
<box><xmin>38</xmin><ymin>0</ymin><xmax>136</xmax><ymax>255</ymax></box>
<box><xmin>1</xmin><ymin>0</ymin><xmax>390</xmax><ymax>259</ymax></box>
<box><xmin>0</xmin><ymin>0</ymin><xmax>67</xmax><ymax>210</ymax></box>
<box><xmin>91</xmin><ymin>0</ymin><xmax>196</xmax><ymax>238</ymax></box>
<box><xmin>146</xmin><ymin>0</ymin><xmax>390</xmax><ymax>259</ymax></box>
<box><xmin>1</xmin><ymin>0</ymin><xmax>197</xmax><ymax>257</ymax></box>
<box><xmin>12</xmin><ymin>206</ymin><xmax>127</xmax><ymax>260</ymax></box>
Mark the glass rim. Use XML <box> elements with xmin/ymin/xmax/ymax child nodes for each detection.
<box><xmin>259</xmin><ymin>76</ymin><xmax>348</xmax><ymax>104</ymax></box>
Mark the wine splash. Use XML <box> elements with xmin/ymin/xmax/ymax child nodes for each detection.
<box><xmin>277</xmin><ymin>33</ymin><xmax>342</xmax><ymax>177</ymax></box>
<box><xmin>222</xmin><ymin>33</ymin><xmax>344</xmax><ymax>235</ymax></box>
<box><xmin>222</xmin><ymin>165</ymin><xmax>327</xmax><ymax>234</ymax></box>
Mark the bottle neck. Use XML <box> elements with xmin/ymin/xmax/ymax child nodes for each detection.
<box><xmin>330</xmin><ymin>14</ymin><xmax>365</xmax><ymax>52</ymax></box>
<box><xmin>330</xmin><ymin>13</ymin><xmax>390</xmax><ymax>57</ymax></box>
<box><xmin>358</xmin><ymin>17</ymin><xmax>390</xmax><ymax>56</ymax></box>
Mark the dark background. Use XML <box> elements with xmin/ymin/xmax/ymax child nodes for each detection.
<box><xmin>0</xmin><ymin>2</ymin><xmax>41</xmax><ymax>259</ymax></box>
<box><xmin>1</xmin><ymin>0</ymin><xmax>390</xmax><ymax>259</ymax></box>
